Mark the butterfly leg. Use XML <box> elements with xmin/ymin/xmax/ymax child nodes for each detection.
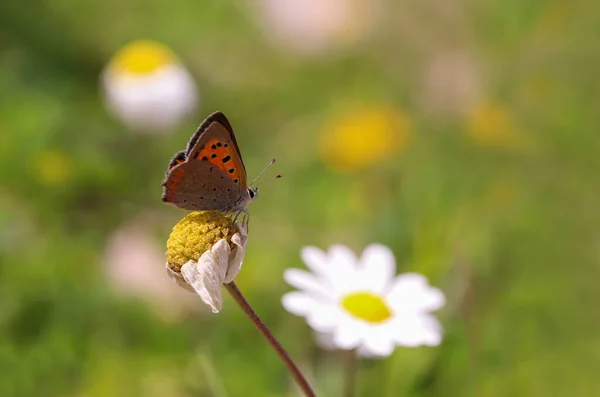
<box><xmin>231</xmin><ymin>210</ymin><xmax>248</xmax><ymax>229</ymax></box>
<box><xmin>232</xmin><ymin>211</ymin><xmax>242</xmax><ymax>224</ymax></box>
<box><xmin>241</xmin><ymin>210</ymin><xmax>250</xmax><ymax>230</ymax></box>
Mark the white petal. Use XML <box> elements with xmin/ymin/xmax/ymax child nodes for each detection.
<box><xmin>313</xmin><ymin>329</ymin><xmax>389</xmax><ymax>358</ymax></box>
<box><xmin>322</xmin><ymin>245</ymin><xmax>363</xmax><ymax>294</ymax></box>
<box><xmin>209</xmin><ymin>240</ymin><xmax>231</xmax><ymax>275</ymax></box>
<box><xmin>299</xmin><ymin>245</ymin><xmax>362</xmax><ymax>296</ymax></box>
<box><xmin>165</xmin><ymin>262</ymin><xmax>194</xmax><ymax>292</ymax></box>
<box><xmin>282</xmin><ymin>288</ymin><xmax>341</xmax><ymax>333</ymax></box>
<box><xmin>224</xmin><ymin>230</ymin><xmax>247</xmax><ymax>283</ymax></box>
<box><xmin>181</xmin><ymin>253</ymin><xmax>226</xmax><ymax>313</ymax></box>
<box><xmin>391</xmin><ymin>314</ymin><xmax>443</xmax><ymax>347</ymax></box>
<box><xmin>331</xmin><ymin>314</ymin><xmax>369</xmax><ymax>349</ymax></box>
<box><xmin>328</xmin><ymin>245</ymin><xmax>358</xmax><ymax>274</ymax></box>
<box><xmin>305</xmin><ymin>304</ymin><xmax>343</xmax><ymax>333</ymax></box>
<box><xmin>358</xmin><ymin>244</ymin><xmax>396</xmax><ymax>293</ymax></box>
<box><xmin>360</xmin><ymin>325</ymin><xmax>396</xmax><ymax>357</ymax></box>
<box><xmin>312</xmin><ymin>331</ymin><xmax>338</xmax><ymax>351</ymax></box>
<box><xmin>356</xmin><ymin>344</ymin><xmax>385</xmax><ymax>359</ymax></box>
<box><xmin>300</xmin><ymin>246</ymin><xmax>330</xmax><ymax>275</ymax></box>
<box><xmin>283</xmin><ymin>269</ymin><xmax>333</xmax><ymax>299</ymax></box>
<box><xmin>387</xmin><ymin>273</ymin><xmax>446</xmax><ymax>313</ymax></box>
<box><xmin>281</xmin><ymin>291</ymin><xmax>320</xmax><ymax>316</ymax></box>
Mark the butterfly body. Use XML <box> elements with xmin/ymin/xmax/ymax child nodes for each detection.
<box><xmin>162</xmin><ymin>112</ymin><xmax>257</xmax><ymax>214</ymax></box>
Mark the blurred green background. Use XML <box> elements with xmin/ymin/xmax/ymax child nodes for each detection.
<box><xmin>1</xmin><ymin>0</ymin><xmax>600</xmax><ymax>396</ymax></box>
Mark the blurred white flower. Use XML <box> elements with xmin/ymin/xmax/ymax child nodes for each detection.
<box><xmin>313</xmin><ymin>330</ymin><xmax>383</xmax><ymax>358</ymax></box>
<box><xmin>418</xmin><ymin>49</ymin><xmax>483</xmax><ymax>119</ymax></box>
<box><xmin>165</xmin><ymin>217</ymin><xmax>247</xmax><ymax>314</ymax></box>
<box><xmin>253</xmin><ymin>0</ymin><xmax>379</xmax><ymax>54</ymax></box>
<box><xmin>101</xmin><ymin>40</ymin><xmax>198</xmax><ymax>132</ymax></box>
<box><xmin>282</xmin><ymin>244</ymin><xmax>445</xmax><ymax>357</ymax></box>
<box><xmin>104</xmin><ymin>220</ymin><xmax>196</xmax><ymax>317</ymax></box>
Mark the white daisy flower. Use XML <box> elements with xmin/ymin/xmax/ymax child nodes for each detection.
<box><xmin>282</xmin><ymin>244</ymin><xmax>445</xmax><ymax>357</ymax></box>
<box><xmin>101</xmin><ymin>40</ymin><xmax>198</xmax><ymax>133</ymax></box>
<box><xmin>165</xmin><ymin>212</ymin><xmax>247</xmax><ymax>313</ymax></box>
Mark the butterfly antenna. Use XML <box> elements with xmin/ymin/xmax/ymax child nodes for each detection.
<box><xmin>255</xmin><ymin>173</ymin><xmax>282</xmax><ymax>187</ymax></box>
<box><xmin>250</xmin><ymin>158</ymin><xmax>278</xmax><ymax>187</ymax></box>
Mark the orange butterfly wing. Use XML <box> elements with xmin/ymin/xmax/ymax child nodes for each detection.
<box><xmin>185</xmin><ymin>114</ymin><xmax>247</xmax><ymax>189</ymax></box>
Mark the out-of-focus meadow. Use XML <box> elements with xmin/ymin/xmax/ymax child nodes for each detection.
<box><xmin>1</xmin><ymin>0</ymin><xmax>600</xmax><ymax>396</ymax></box>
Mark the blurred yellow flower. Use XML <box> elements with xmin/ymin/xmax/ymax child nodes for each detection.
<box><xmin>109</xmin><ymin>40</ymin><xmax>177</xmax><ymax>75</ymax></box>
<box><xmin>35</xmin><ymin>149</ymin><xmax>73</xmax><ymax>185</ymax></box>
<box><xmin>319</xmin><ymin>106</ymin><xmax>411</xmax><ymax>172</ymax></box>
<box><xmin>465</xmin><ymin>101</ymin><xmax>529</xmax><ymax>149</ymax></box>
<box><xmin>102</xmin><ymin>40</ymin><xmax>198</xmax><ymax>132</ymax></box>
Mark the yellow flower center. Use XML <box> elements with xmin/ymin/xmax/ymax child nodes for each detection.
<box><xmin>165</xmin><ymin>212</ymin><xmax>236</xmax><ymax>269</ymax></box>
<box><xmin>110</xmin><ymin>40</ymin><xmax>176</xmax><ymax>75</ymax></box>
<box><xmin>319</xmin><ymin>106</ymin><xmax>411</xmax><ymax>172</ymax></box>
<box><xmin>341</xmin><ymin>292</ymin><xmax>393</xmax><ymax>323</ymax></box>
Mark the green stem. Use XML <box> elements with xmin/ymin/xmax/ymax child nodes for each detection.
<box><xmin>342</xmin><ymin>349</ymin><xmax>358</xmax><ymax>397</ymax></box>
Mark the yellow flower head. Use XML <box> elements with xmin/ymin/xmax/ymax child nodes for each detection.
<box><xmin>109</xmin><ymin>40</ymin><xmax>177</xmax><ymax>75</ymax></box>
<box><xmin>165</xmin><ymin>211</ymin><xmax>248</xmax><ymax>312</ymax></box>
<box><xmin>166</xmin><ymin>212</ymin><xmax>236</xmax><ymax>269</ymax></box>
<box><xmin>319</xmin><ymin>105</ymin><xmax>411</xmax><ymax>172</ymax></box>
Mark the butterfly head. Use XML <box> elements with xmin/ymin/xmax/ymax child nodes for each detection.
<box><xmin>248</xmin><ymin>186</ymin><xmax>259</xmax><ymax>201</ymax></box>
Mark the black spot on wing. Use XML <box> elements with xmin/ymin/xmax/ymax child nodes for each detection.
<box><xmin>184</xmin><ymin>112</ymin><xmax>245</xmax><ymax>173</ymax></box>
<box><xmin>185</xmin><ymin>112</ymin><xmax>234</xmax><ymax>155</ymax></box>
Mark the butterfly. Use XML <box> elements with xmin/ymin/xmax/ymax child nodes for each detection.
<box><xmin>162</xmin><ymin>112</ymin><xmax>264</xmax><ymax>219</ymax></box>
